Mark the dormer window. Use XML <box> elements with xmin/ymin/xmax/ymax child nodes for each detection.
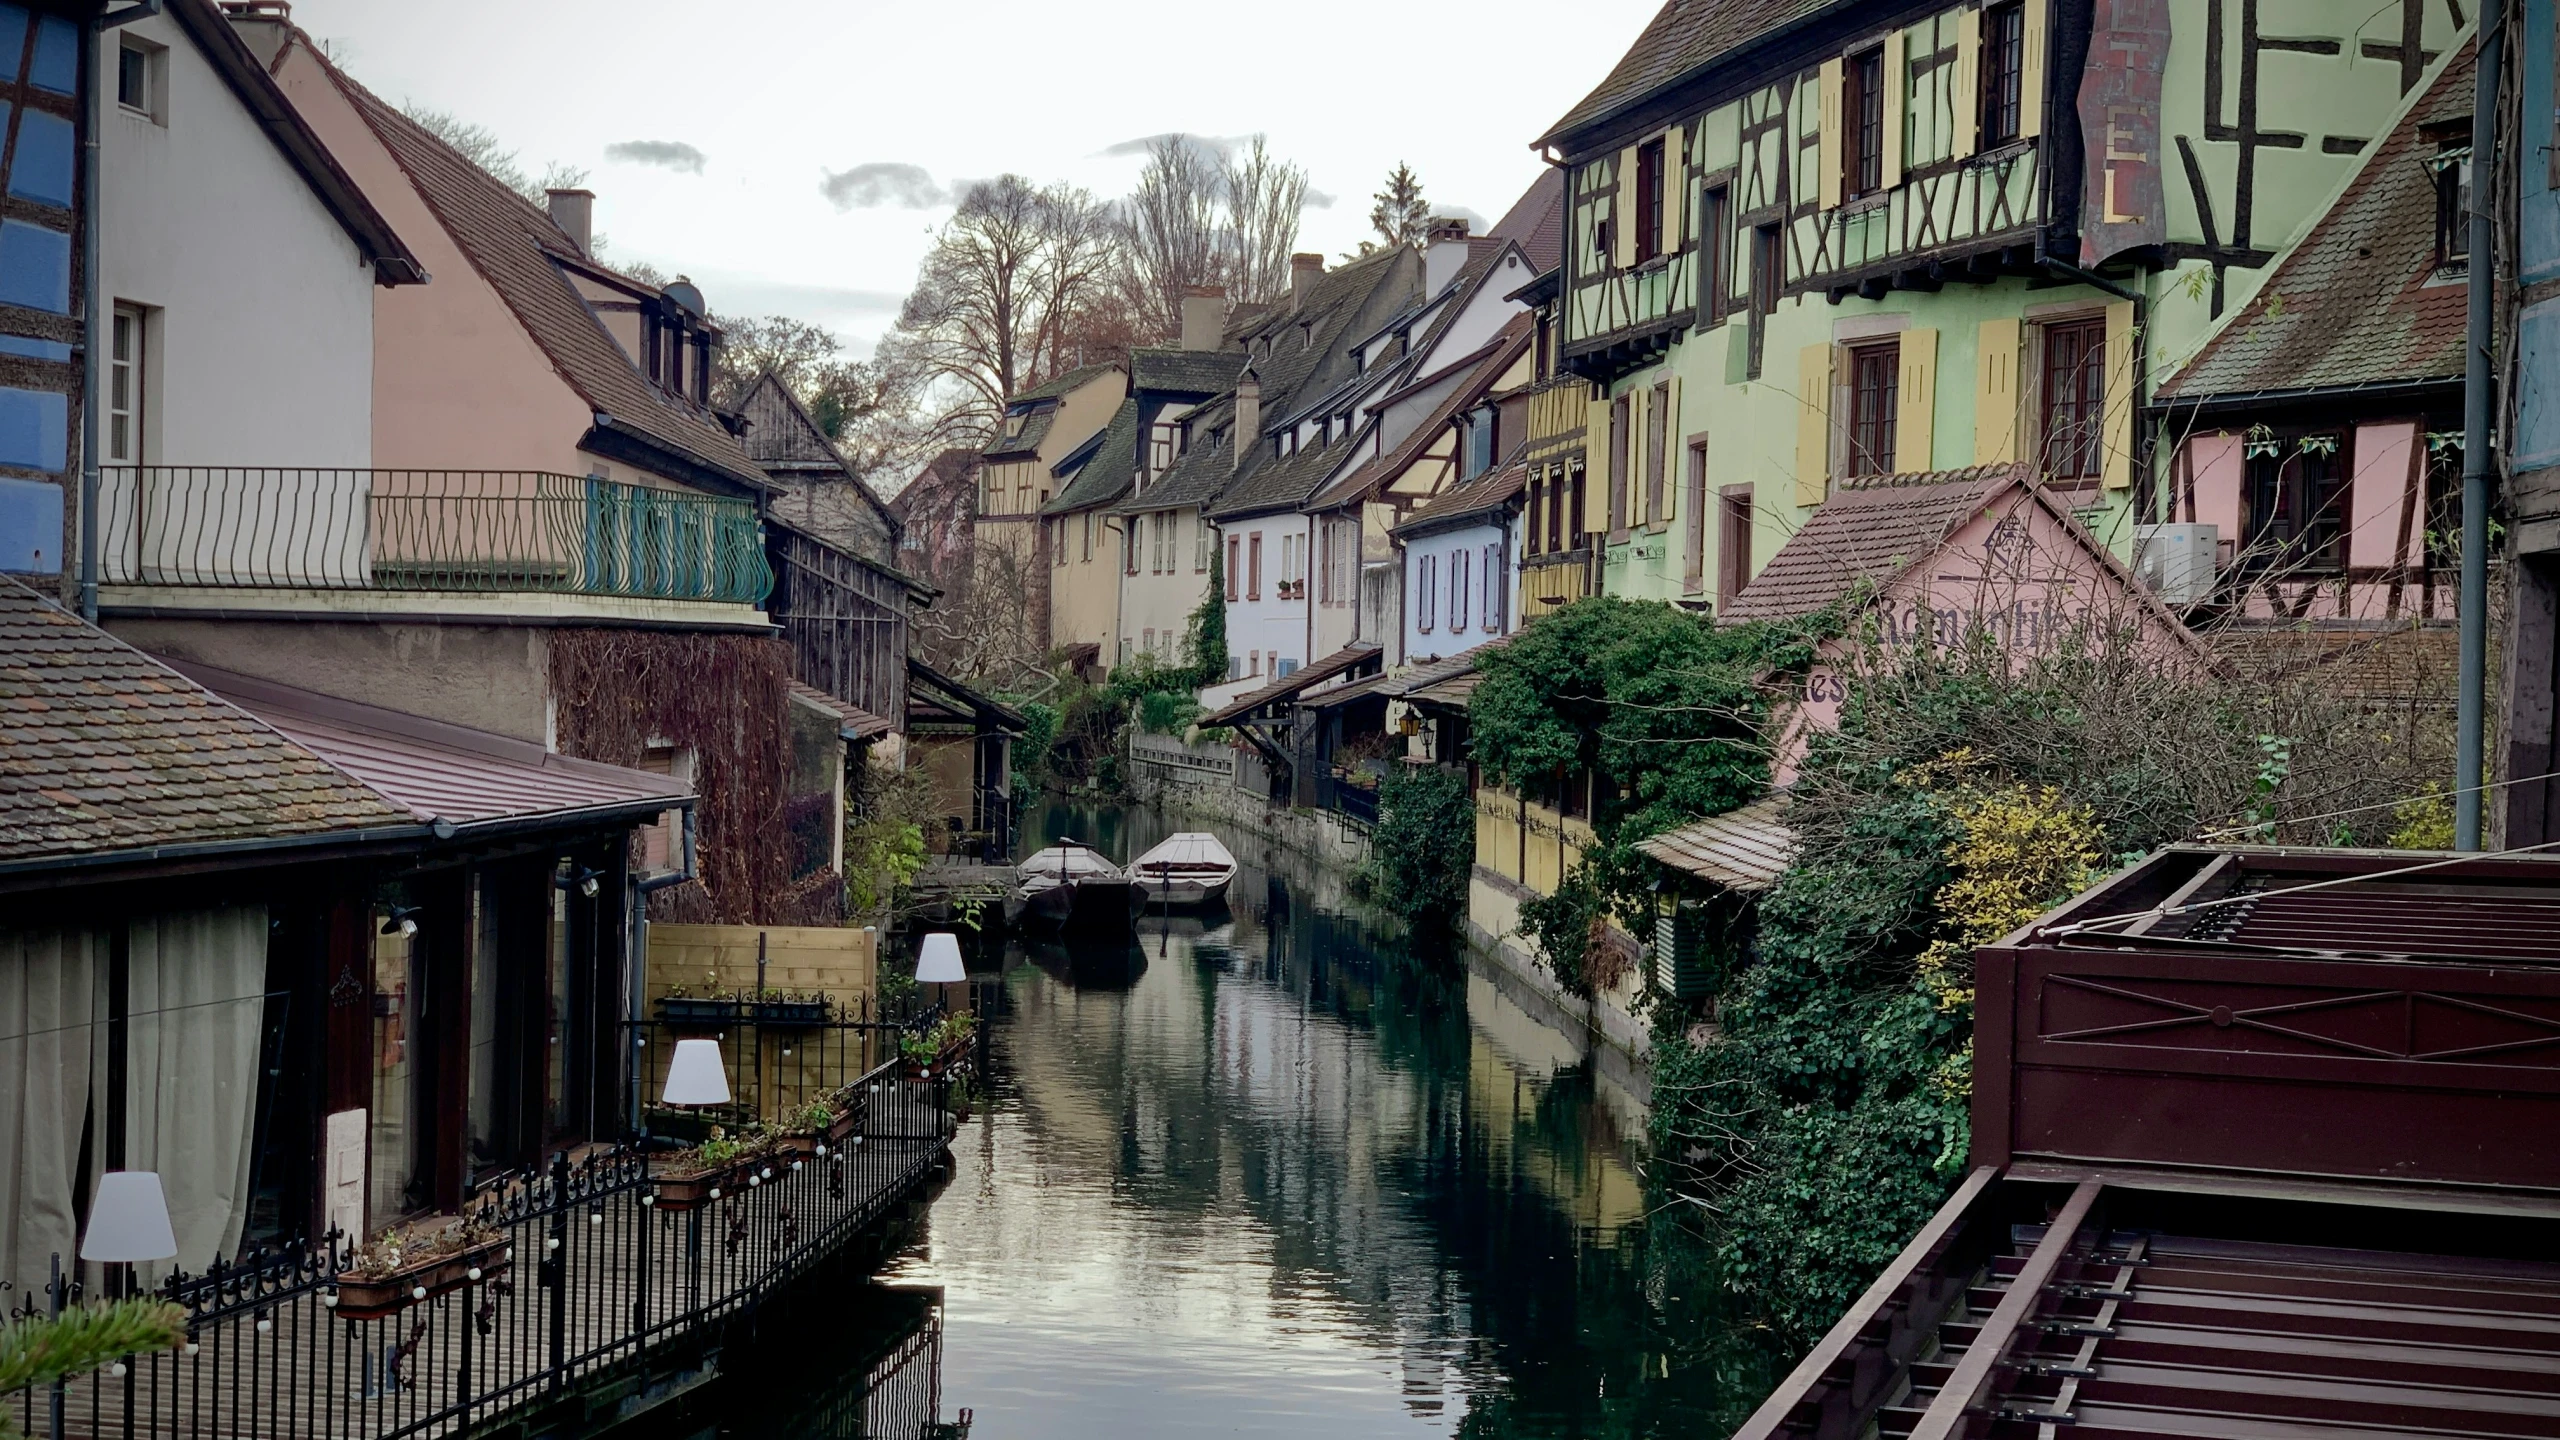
<box><xmin>2431</xmin><ymin>142</ymin><xmax>2473</xmax><ymax>277</ymax></box>
<box><xmin>1006</xmin><ymin>411</ymin><xmax>1028</xmax><ymax>437</ymax></box>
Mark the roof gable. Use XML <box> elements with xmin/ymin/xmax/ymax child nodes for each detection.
<box><xmin>1538</xmin><ymin>0</ymin><xmax>1837</xmax><ymax>152</ymax></box>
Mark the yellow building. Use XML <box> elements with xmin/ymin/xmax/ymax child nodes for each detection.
<box><xmin>973</xmin><ymin>364</ymin><xmax>1126</xmax><ymax>654</ymax></box>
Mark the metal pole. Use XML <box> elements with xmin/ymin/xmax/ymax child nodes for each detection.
<box><xmin>2457</xmin><ymin>0</ymin><xmax>2506</xmax><ymax>849</ymax></box>
<box><xmin>77</xmin><ymin>17</ymin><xmax>101</xmax><ymax>623</ymax></box>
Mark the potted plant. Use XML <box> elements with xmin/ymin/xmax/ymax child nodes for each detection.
<box><xmin>771</xmin><ymin>1092</ymin><xmax>866</xmax><ymax>1155</ymax></box>
<box><xmin>747</xmin><ymin>988</ymin><xmax>832</xmax><ymax>1028</ymax></box>
<box><xmin>333</xmin><ymin>1217</ymin><xmax>509</xmax><ymax>1321</ymax></box>
<box><xmin>649</xmin><ymin>1124</ymin><xmax>775</xmax><ymax>1210</ymax></box>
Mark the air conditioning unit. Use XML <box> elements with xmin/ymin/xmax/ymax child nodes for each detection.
<box><xmin>2134</xmin><ymin>523</ymin><xmax>2219</xmax><ymax>605</ymax></box>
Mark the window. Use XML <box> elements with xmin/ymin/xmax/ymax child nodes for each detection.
<box><xmin>1417</xmin><ymin>554</ymin><xmax>1436</xmax><ymax>633</ymax></box>
<box><xmin>1081</xmin><ymin>512</ymin><xmax>1094</xmax><ymax>562</ymax></box>
<box><xmin>1718</xmin><ymin>485</ymin><xmax>1755</xmax><ymax>610</ymax></box>
<box><xmin>1451</xmin><ymin>547</ymin><xmax>1470</xmax><ymax>632</ymax></box>
<box><xmin>2433</xmin><ymin>144</ymin><xmax>2473</xmax><ymax>274</ymax></box>
<box><xmin>1526</xmin><ymin>474</ymin><xmax>1544</xmax><ymax>556</ymax></box>
<box><xmin>1248</xmin><ymin>532</ymin><xmax>1263</xmax><ymax>600</ymax></box>
<box><xmin>1847</xmin><ymin>48</ymin><xmax>1887</xmax><ymax>197</ymax></box>
<box><xmin>1981</xmin><ymin>3</ymin><xmax>2026</xmax><ymax>147</ymax></box>
<box><xmin>1196</xmin><ymin>514</ymin><xmax>1210</xmax><ymax>572</ymax></box>
<box><xmin>1227</xmin><ymin>535</ymin><xmax>1241</xmax><ymax>598</ymax></box>
<box><xmin>1684</xmin><ymin>438</ymin><xmax>1710</xmax><ymax>593</ymax></box>
<box><xmin>1700</xmin><ymin>186</ymin><xmax>1731</xmax><ymax>327</ymax></box>
<box><xmin>1051</xmin><ymin>518</ymin><xmax>1065</xmax><ymax>567</ymax></box>
<box><xmin>1646</xmin><ymin>382</ymin><xmax>1671</xmax><ymax>525</ymax></box>
<box><xmin>2041</xmin><ymin>318</ymin><xmax>2107</xmax><ymax>483</ymax></box>
<box><xmin>2243</xmin><ymin>436</ymin><xmax>2351</xmax><ymax>574</ymax></box>
<box><xmin>1633</xmin><ymin>137</ymin><xmax>1666</xmax><ymax>263</ymax></box>
<box><xmin>1607</xmin><ymin>394</ymin><xmax>1631</xmax><ymax>533</ymax></box>
<box><xmin>1748</xmin><ymin>225</ymin><xmax>1781</xmax><ymax>378</ymax></box>
<box><xmin>108</xmin><ymin>303</ymin><xmax>144</xmax><ymax>463</ymax></box>
<box><xmin>1847</xmin><ymin>341</ymin><xmax>1900</xmax><ymax>477</ymax></box>
<box><xmin>116</xmin><ymin>39</ymin><xmax>163</xmax><ymax>123</ymax></box>
<box><xmin>1483</xmin><ymin>541</ymin><xmax>1503</xmax><ymax>632</ymax></box>
<box><xmin>1568</xmin><ymin>463</ymin><xmax>1588</xmax><ymax>548</ymax></box>
<box><xmin>1125</xmin><ymin>515</ymin><xmax>1140</xmax><ymax>575</ymax></box>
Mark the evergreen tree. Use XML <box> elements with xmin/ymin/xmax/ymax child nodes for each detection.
<box><xmin>1367</xmin><ymin>163</ymin><xmax>1430</xmax><ymax>251</ymax></box>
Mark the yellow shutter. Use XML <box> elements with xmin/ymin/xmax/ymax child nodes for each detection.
<box><xmin>1953</xmin><ymin>8</ymin><xmax>1982</xmax><ymax>161</ymax></box>
<box><xmin>1613</xmin><ymin>146</ymin><xmax>1640</xmax><ymax>269</ymax></box>
<box><xmin>2020</xmin><ymin>0</ymin><xmax>2048</xmax><ymax>140</ymax></box>
<box><xmin>2103</xmin><ymin>299</ymin><xmax>2136</xmax><ymax>489</ymax></box>
<box><xmin>1881</xmin><ymin>30</ymin><xmax>1908</xmax><ymax>191</ymax></box>
<box><xmin>1663</xmin><ymin>375</ymin><xmax>1683</xmax><ymax>519</ymax></box>
<box><xmin>1663</xmin><ymin>128</ymin><xmax>1687</xmax><ymax>253</ymax></box>
<box><xmin>1818</xmin><ymin>57</ymin><xmax>1845</xmax><ymax>211</ymax></box>
<box><xmin>1898</xmin><ymin>328</ymin><xmax>1938</xmax><ymax>472</ymax></box>
<box><xmin>1974</xmin><ymin>317</ymin><xmax>2021</xmax><ymax>465</ymax></box>
<box><xmin>1795</xmin><ymin>343</ymin><xmax>1834</xmax><ymax>506</ymax></box>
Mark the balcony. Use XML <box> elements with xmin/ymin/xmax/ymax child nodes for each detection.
<box><xmin>96</xmin><ymin>468</ymin><xmax>773</xmax><ymax>623</ymax></box>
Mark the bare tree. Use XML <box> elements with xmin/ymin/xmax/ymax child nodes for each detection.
<box><xmin>1221</xmin><ymin>136</ymin><xmax>1310</xmax><ymax>306</ymax></box>
<box><xmin>400</xmin><ymin>103</ymin><xmax>586</xmax><ymax>206</ymax></box>
<box><xmin>1119</xmin><ymin>137</ymin><xmax>1224</xmax><ymax>339</ymax></box>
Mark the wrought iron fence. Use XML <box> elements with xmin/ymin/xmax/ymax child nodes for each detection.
<box><xmin>1316</xmin><ymin>772</ymin><xmax>1379</xmax><ymax>827</ymax></box>
<box><xmin>10</xmin><ymin>1031</ymin><xmax>971</xmax><ymax>1440</ymax></box>
<box><xmin>96</xmin><ymin>468</ymin><xmax>772</xmax><ymax>604</ymax></box>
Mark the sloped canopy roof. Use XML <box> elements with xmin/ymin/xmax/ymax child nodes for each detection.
<box><xmin>1311</xmin><ymin>316</ymin><xmax>1534</xmax><ymax>513</ymax></box>
<box><xmin>0</xmin><ymin>584</ymin><xmax>411</xmax><ymax>864</ymax></box>
<box><xmin>1391</xmin><ymin>451</ymin><xmax>1530</xmax><ymax>538</ymax></box>
<box><xmin>907</xmin><ymin>658</ymin><xmax>1028</xmax><ymax>733</ymax></box>
<box><xmin>1043</xmin><ymin>399</ymin><xmax>1142</xmax><ymax>515</ymax></box>
<box><xmin>1637</xmin><ymin>796</ymin><xmax>1796</xmax><ymax>892</ymax></box>
<box><xmin>790</xmin><ymin>681</ymin><xmax>893</xmax><ymax>741</ymax></box>
<box><xmin>1200</xmin><ymin>644</ymin><xmax>1384</xmax><ymax>728</ymax></box>
<box><xmin>2154</xmin><ymin>41</ymin><xmax>2475</xmax><ymax>406</ymax></box>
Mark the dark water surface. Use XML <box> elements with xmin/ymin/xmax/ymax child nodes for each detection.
<box><xmin>664</xmin><ymin>802</ymin><xmax>1772</xmax><ymax>1438</ymax></box>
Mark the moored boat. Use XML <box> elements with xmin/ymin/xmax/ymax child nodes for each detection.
<box><xmin>1128</xmin><ymin>832</ymin><xmax>1239</xmax><ymax>908</ymax></box>
<box><xmin>1013</xmin><ymin>840</ymin><xmax>1144</xmax><ymax>928</ymax></box>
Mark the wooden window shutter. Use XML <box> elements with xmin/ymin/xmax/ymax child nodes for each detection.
<box><xmin>1795</xmin><ymin>343</ymin><xmax>1834</xmax><ymax>506</ymax></box>
<box><xmin>1974</xmin><ymin>317</ymin><xmax>2021</xmax><ymax>464</ymax></box>
<box><xmin>2102</xmin><ymin>299</ymin><xmax>2136</xmax><ymax>489</ymax></box>
<box><xmin>2019</xmin><ymin>0</ymin><xmax>2047</xmax><ymax>140</ymax></box>
<box><xmin>1881</xmin><ymin>30</ymin><xmax>1908</xmax><ymax>190</ymax></box>
<box><xmin>1628</xmin><ymin>385</ymin><xmax>1649</xmax><ymax>522</ymax></box>
<box><xmin>1952</xmin><ymin>7</ymin><xmax>1982</xmax><ymax>161</ymax></box>
<box><xmin>1662</xmin><ymin>376</ymin><xmax>1682</xmax><ymax>517</ymax></box>
<box><xmin>1614</xmin><ymin>146</ymin><xmax>1641</xmax><ymax>269</ymax></box>
<box><xmin>1663</xmin><ymin>129</ymin><xmax>1687</xmax><ymax>253</ymax></box>
<box><xmin>1818</xmin><ymin>57</ymin><xmax>1846</xmax><ymax>210</ymax></box>
<box><xmin>1898</xmin><ymin>328</ymin><xmax>1938</xmax><ymax>472</ymax></box>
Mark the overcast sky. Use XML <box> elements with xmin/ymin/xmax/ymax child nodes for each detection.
<box><xmin>289</xmin><ymin>0</ymin><xmax>1660</xmax><ymax>355</ymax></box>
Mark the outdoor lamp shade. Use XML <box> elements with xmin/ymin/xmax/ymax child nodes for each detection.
<box><xmin>916</xmin><ymin>932</ymin><xmax>966</xmax><ymax>984</ymax></box>
<box><xmin>81</xmin><ymin>1171</ymin><xmax>178</xmax><ymax>1262</ymax></box>
<box><xmin>661</xmin><ymin>1039</ymin><xmax>731</xmax><ymax>1107</ymax></box>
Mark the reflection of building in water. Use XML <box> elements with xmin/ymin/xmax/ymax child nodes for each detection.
<box><xmin>720</xmin><ymin>1285</ymin><xmax>971</xmax><ymax>1440</ymax></box>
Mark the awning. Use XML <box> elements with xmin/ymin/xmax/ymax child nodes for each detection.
<box><xmin>1201</xmin><ymin>643</ymin><xmax>1383</xmax><ymax>727</ymax></box>
<box><xmin>166</xmin><ymin>661</ymin><xmax>692</xmax><ymax>832</ymax></box>
<box><xmin>790</xmin><ymin>681</ymin><xmax>892</xmax><ymax>741</ymax></box>
<box><xmin>1637</xmin><ymin>797</ymin><xmax>1796</xmax><ymax>893</ymax></box>
<box><xmin>907</xmin><ymin>657</ymin><xmax>1029</xmax><ymax>734</ymax></box>
<box><xmin>1298</xmin><ymin>672</ymin><xmax>1390</xmax><ymax>710</ymax></box>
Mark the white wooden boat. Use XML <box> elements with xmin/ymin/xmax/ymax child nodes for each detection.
<box><xmin>1128</xmin><ymin>832</ymin><xmax>1238</xmax><ymax>908</ymax></box>
<box><xmin>1012</xmin><ymin>840</ymin><xmax>1143</xmax><ymax>927</ymax></box>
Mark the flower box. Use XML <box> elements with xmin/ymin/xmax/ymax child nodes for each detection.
<box><xmin>748</xmin><ymin>998</ymin><xmax>831</xmax><ymax>1028</ymax></box>
<box><xmin>650</xmin><ymin>1156</ymin><xmax>746</xmax><ymax>1211</ymax></box>
<box><xmin>334</xmin><ymin>1237</ymin><xmax>510</xmax><ymax>1321</ymax></box>
<box><xmin>656</xmin><ymin>997</ymin><xmax>741</xmax><ymax>1027</ymax></box>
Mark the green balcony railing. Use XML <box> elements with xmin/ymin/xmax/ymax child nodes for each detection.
<box><xmin>97</xmin><ymin>467</ymin><xmax>773</xmax><ymax>604</ymax></box>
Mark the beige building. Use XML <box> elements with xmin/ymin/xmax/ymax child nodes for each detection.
<box><xmin>1042</xmin><ymin>399</ymin><xmax>1140</xmax><ymax>672</ymax></box>
<box><xmin>975</xmin><ymin>364</ymin><xmax>1126</xmax><ymax>652</ymax></box>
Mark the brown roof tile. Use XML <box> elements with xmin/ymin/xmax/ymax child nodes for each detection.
<box><xmin>0</xmin><ymin>583</ymin><xmax>409</xmax><ymax>861</ymax></box>
<box><xmin>1637</xmin><ymin>795</ymin><xmax>1796</xmax><ymax>891</ymax></box>
<box><xmin>1721</xmin><ymin>466</ymin><xmax>2022</xmax><ymax>622</ymax></box>
<box><xmin>2156</xmin><ymin>42</ymin><xmax>2475</xmax><ymax>402</ymax></box>
<box><xmin>1538</xmin><ymin>0</ymin><xmax>1835</xmax><ymax>152</ymax></box>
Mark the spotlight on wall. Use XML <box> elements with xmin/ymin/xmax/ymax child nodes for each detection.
<box><xmin>556</xmin><ymin>867</ymin><xmax>604</xmax><ymax>899</ymax></box>
<box><xmin>380</xmin><ymin>905</ymin><xmax>421</xmax><ymax>937</ymax></box>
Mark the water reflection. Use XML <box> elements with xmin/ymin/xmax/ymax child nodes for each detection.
<box><xmin>622</xmin><ymin>1282</ymin><xmax>969</xmax><ymax>1439</ymax></box>
<box><xmin>879</xmin><ymin>802</ymin><xmax>1772</xmax><ymax>1437</ymax></box>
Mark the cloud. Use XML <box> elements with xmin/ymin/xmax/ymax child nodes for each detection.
<box><xmin>1304</xmin><ymin>189</ymin><xmax>1337</xmax><ymax>209</ymax></box>
<box><xmin>1097</xmin><ymin>132</ymin><xmax>1243</xmax><ymax>162</ymax></box>
<box><xmin>603</xmin><ymin>139</ymin><xmax>706</xmax><ymax>174</ymax></box>
<box><xmin>819</xmin><ymin>162</ymin><xmax>948</xmax><ymax>210</ymax></box>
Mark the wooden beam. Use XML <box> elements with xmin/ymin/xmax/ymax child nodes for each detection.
<box><xmin>1909</xmin><ymin>1179</ymin><xmax>2103</xmax><ymax>1440</ymax></box>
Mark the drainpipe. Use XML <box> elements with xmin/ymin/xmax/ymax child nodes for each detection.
<box><xmin>80</xmin><ymin>2</ymin><xmax>159</xmax><ymax>623</ymax></box>
<box><xmin>2456</xmin><ymin>0</ymin><xmax>2505</xmax><ymax>850</ymax></box>
<box><xmin>629</xmin><ymin>807</ymin><xmax>699</xmax><ymax>1135</ymax></box>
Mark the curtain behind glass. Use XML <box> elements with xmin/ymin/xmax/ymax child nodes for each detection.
<box><xmin>0</xmin><ymin>927</ymin><xmax>100</xmax><ymax>1305</ymax></box>
<box><xmin>123</xmin><ymin>907</ymin><xmax>268</xmax><ymax>1286</ymax></box>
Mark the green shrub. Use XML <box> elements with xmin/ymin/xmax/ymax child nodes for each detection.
<box><xmin>1364</xmin><ymin>763</ymin><xmax>1474</xmax><ymax>927</ymax></box>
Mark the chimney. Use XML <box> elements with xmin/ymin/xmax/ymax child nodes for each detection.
<box><xmin>1290</xmin><ymin>253</ymin><xmax>1324</xmax><ymax>312</ymax></box>
<box><xmin>1231</xmin><ymin>370</ymin><xmax>1260</xmax><ymax>473</ymax></box>
<box><xmin>1180</xmin><ymin>284</ymin><xmax>1228</xmax><ymax>353</ymax></box>
<box><xmin>222</xmin><ymin>2</ymin><xmax>295</xmax><ymax>65</ymax></box>
<box><xmin>1426</xmin><ymin>217</ymin><xmax>1471</xmax><ymax>297</ymax></box>
<box><xmin>547</xmin><ymin>188</ymin><xmax>595</xmax><ymax>255</ymax></box>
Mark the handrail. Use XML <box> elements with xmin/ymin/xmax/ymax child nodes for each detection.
<box><xmin>95</xmin><ymin>466</ymin><xmax>773</xmax><ymax>604</ymax></box>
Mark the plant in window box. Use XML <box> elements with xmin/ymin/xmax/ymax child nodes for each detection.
<box><xmin>333</xmin><ymin>1216</ymin><xmax>510</xmax><ymax>1320</ymax></box>
<box><xmin>649</xmin><ymin>1124</ymin><xmax>779</xmax><ymax>1210</ymax></box>
<box><xmin>771</xmin><ymin>1090</ymin><xmax>867</xmax><ymax>1155</ymax></box>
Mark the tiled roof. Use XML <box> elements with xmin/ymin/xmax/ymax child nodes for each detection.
<box><xmin>1208</xmin><ymin>425</ymin><xmax>1364</xmax><ymax>521</ymax></box>
<box><xmin>1392</xmin><ymin>450</ymin><xmax>1530</xmax><ymax>537</ymax></box>
<box><xmin>789</xmin><ymin>681</ymin><xmax>893</xmax><ymax>741</ymax></box>
<box><xmin>1637</xmin><ymin>796</ymin><xmax>1796</xmax><ymax>892</ymax></box>
<box><xmin>1200</xmin><ymin>644</ymin><xmax>1384</xmax><ymax>727</ymax></box>
<box><xmin>1720</xmin><ymin>466</ymin><xmax>2021</xmax><ymax>622</ymax></box>
<box><xmin>981</xmin><ymin>407</ymin><xmax>1056</xmax><ymax>460</ymax></box>
<box><xmin>184</xmin><ymin>664</ymin><xmax>693</xmax><ymax>828</ymax></box>
<box><xmin>0</xmin><ymin>583</ymin><xmax>409</xmax><ymax>862</ymax></box>
<box><xmin>1133</xmin><ymin>347</ymin><xmax>1243</xmax><ymax>396</ymax></box>
<box><xmin>1538</xmin><ymin>0</ymin><xmax>1835</xmax><ymax>151</ymax></box>
<box><xmin>1043</xmin><ymin>399</ymin><xmax>1141</xmax><ymax>515</ymax></box>
<box><xmin>2155</xmin><ymin>42</ymin><xmax>2475</xmax><ymax>403</ymax></box>
<box><xmin>333</xmin><ymin>72</ymin><xmax>770</xmax><ymax>493</ymax></box>
<box><xmin>1488</xmin><ymin>169</ymin><xmax>1567</xmax><ymax>275</ymax></box>
<box><xmin>1312</xmin><ymin>317</ymin><xmax>1534</xmax><ymax>513</ymax></box>
<box><xmin>1111</xmin><ymin>395</ymin><xmax>1234</xmax><ymax>517</ymax></box>
<box><xmin>1011</xmin><ymin>363</ymin><xmax>1122</xmax><ymax>404</ymax></box>
<box><xmin>2209</xmin><ymin>623</ymin><xmax>2460</xmax><ymax>708</ymax></box>
<box><xmin>1378</xmin><ymin>637</ymin><xmax>1508</xmax><ymax>698</ymax></box>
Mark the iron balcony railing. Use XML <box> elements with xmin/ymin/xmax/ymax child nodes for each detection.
<box><xmin>9</xmin><ymin>1017</ymin><xmax>971</xmax><ymax>1440</ymax></box>
<box><xmin>98</xmin><ymin>467</ymin><xmax>773</xmax><ymax>605</ymax></box>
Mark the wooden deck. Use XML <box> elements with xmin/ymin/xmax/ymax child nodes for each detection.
<box><xmin>22</xmin><ymin>1082</ymin><xmax>956</xmax><ymax>1440</ymax></box>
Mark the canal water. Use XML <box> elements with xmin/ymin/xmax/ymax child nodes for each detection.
<box><xmin>668</xmin><ymin>802</ymin><xmax>1775</xmax><ymax>1438</ymax></box>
